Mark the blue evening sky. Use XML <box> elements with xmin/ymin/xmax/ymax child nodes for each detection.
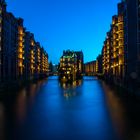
<box><xmin>7</xmin><ymin>0</ymin><xmax>120</xmax><ymax>64</ymax></box>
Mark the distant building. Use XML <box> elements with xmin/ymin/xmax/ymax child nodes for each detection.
<box><xmin>59</xmin><ymin>50</ymin><xmax>83</xmax><ymax>82</ymax></box>
<box><xmin>96</xmin><ymin>54</ymin><xmax>103</xmax><ymax>74</ymax></box>
<box><xmin>84</xmin><ymin>61</ymin><xmax>96</xmax><ymax>75</ymax></box>
<box><xmin>75</xmin><ymin>51</ymin><xmax>84</xmax><ymax>75</ymax></box>
<box><xmin>52</xmin><ymin>64</ymin><xmax>58</xmax><ymax>74</ymax></box>
<box><xmin>84</xmin><ymin>54</ymin><xmax>102</xmax><ymax>76</ymax></box>
<box><xmin>49</xmin><ymin>61</ymin><xmax>53</xmax><ymax>74</ymax></box>
<box><xmin>40</xmin><ymin>47</ymin><xmax>49</xmax><ymax>77</ymax></box>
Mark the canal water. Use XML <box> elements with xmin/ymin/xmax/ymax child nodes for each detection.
<box><xmin>0</xmin><ymin>76</ymin><xmax>140</xmax><ymax>140</ymax></box>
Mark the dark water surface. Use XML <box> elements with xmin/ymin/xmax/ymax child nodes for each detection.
<box><xmin>0</xmin><ymin>76</ymin><xmax>140</xmax><ymax>140</ymax></box>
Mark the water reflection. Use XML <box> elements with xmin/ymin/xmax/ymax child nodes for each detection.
<box><xmin>15</xmin><ymin>79</ymin><xmax>47</xmax><ymax>118</ymax></box>
<box><xmin>102</xmin><ymin>81</ymin><xmax>140</xmax><ymax>140</ymax></box>
<box><xmin>15</xmin><ymin>88</ymin><xmax>27</xmax><ymax>123</ymax></box>
<box><xmin>0</xmin><ymin>103</ymin><xmax>5</xmax><ymax>140</ymax></box>
<box><xmin>60</xmin><ymin>80</ymin><xmax>82</xmax><ymax>99</ymax></box>
<box><xmin>0</xmin><ymin>76</ymin><xmax>140</xmax><ymax>140</ymax></box>
<box><xmin>60</xmin><ymin>80</ymin><xmax>82</xmax><ymax>89</ymax></box>
<box><xmin>102</xmin><ymin>82</ymin><xmax>126</xmax><ymax>140</ymax></box>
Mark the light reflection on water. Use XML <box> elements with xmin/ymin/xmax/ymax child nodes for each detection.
<box><xmin>60</xmin><ymin>80</ymin><xmax>82</xmax><ymax>99</ymax></box>
<box><xmin>15</xmin><ymin>88</ymin><xmax>27</xmax><ymax>123</ymax></box>
<box><xmin>0</xmin><ymin>103</ymin><xmax>5</xmax><ymax>140</ymax></box>
<box><xmin>102</xmin><ymin>82</ymin><xmax>126</xmax><ymax>140</ymax></box>
<box><xmin>0</xmin><ymin>76</ymin><xmax>140</xmax><ymax>140</ymax></box>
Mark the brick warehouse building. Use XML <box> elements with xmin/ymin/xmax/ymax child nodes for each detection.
<box><xmin>0</xmin><ymin>0</ymin><xmax>49</xmax><ymax>83</ymax></box>
<box><xmin>101</xmin><ymin>0</ymin><xmax>140</xmax><ymax>90</ymax></box>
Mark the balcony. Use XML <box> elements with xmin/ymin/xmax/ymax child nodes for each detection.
<box><xmin>18</xmin><ymin>48</ymin><xmax>24</xmax><ymax>53</ymax></box>
<box><xmin>18</xmin><ymin>61</ymin><xmax>23</xmax><ymax>67</ymax></box>
<box><xmin>18</xmin><ymin>54</ymin><xmax>23</xmax><ymax>59</ymax></box>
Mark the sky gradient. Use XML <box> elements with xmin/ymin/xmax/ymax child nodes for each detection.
<box><xmin>7</xmin><ymin>0</ymin><xmax>120</xmax><ymax>64</ymax></box>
